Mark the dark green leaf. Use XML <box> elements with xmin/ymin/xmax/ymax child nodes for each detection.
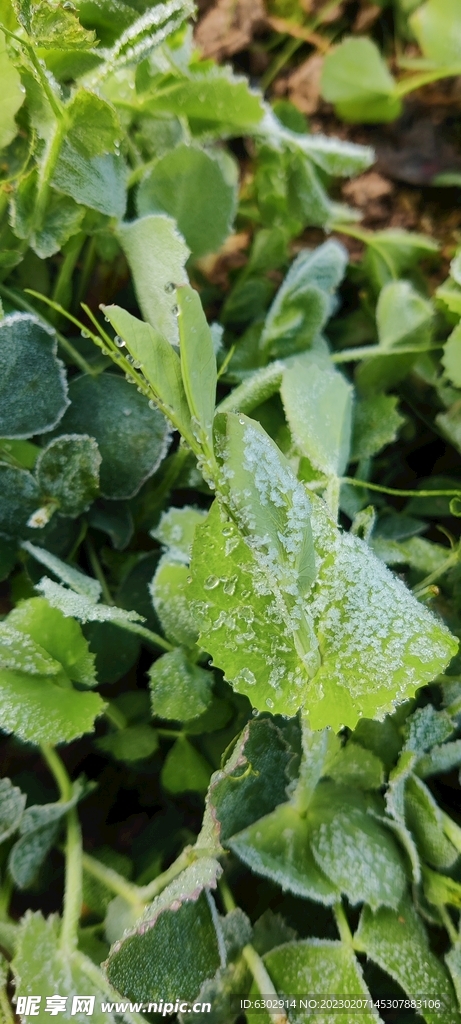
<box><xmin>161</xmin><ymin>736</ymin><xmax>212</xmax><ymax>794</ymax></box>
<box><xmin>149</xmin><ymin>648</ymin><xmax>213</xmax><ymax>721</ymax></box>
<box><xmin>0</xmin><ymin>313</ymin><xmax>68</xmax><ymax>439</ymax></box>
<box><xmin>52</xmin><ymin>144</ymin><xmax>127</xmax><ymax>218</ymax></box>
<box><xmin>36</xmin><ymin>434</ymin><xmax>100</xmax><ymax>516</ymax></box>
<box><xmin>0</xmin><ymin>778</ymin><xmax>26</xmax><ymax>845</ymax></box>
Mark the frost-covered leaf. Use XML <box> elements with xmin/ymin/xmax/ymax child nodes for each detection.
<box><xmin>0</xmin><ymin>29</ymin><xmax>25</xmax><ymax>149</ymax></box>
<box><xmin>405</xmin><ymin>774</ymin><xmax>458</xmax><ymax>868</ymax></box>
<box><xmin>260</xmin><ymin>240</ymin><xmax>348</xmax><ymax>358</ymax></box>
<box><xmin>52</xmin><ymin>144</ymin><xmax>127</xmax><ymax>218</ymax></box>
<box><xmin>0</xmin><ymin>778</ymin><xmax>26</xmax><ymax>845</ymax></box>
<box><xmin>229</xmin><ymin>801</ymin><xmax>339</xmax><ymax>904</ymax></box>
<box><xmin>37</xmin><ymin>577</ymin><xmax>144</xmax><ymax>627</ymax></box>
<box><xmin>0</xmin><ymin>313</ymin><xmax>68</xmax><ymax>439</ymax></box>
<box><xmin>403</xmin><ymin>705</ymin><xmax>454</xmax><ymax>754</ymax></box>
<box><xmin>321</xmin><ymin>37</ymin><xmax>401</xmax><ymax>123</ymax></box>
<box><xmin>29</xmin><ymin>0</ymin><xmax>96</xmax><ymax>48</ymax></box>
<box><xmin>12</xmin><ymin>912</ymin><xmax>142</xmax><ymax>1024</ymax></box>
<box><xmin>446</xmin><ymin>947</ymin><xmax>461</xmax><ymax>1009</ymax></box>
<box><xmin>149</xmin><ymin>557</ymin><xmax>198</xmax><ymax>647</ymax></box>
<box><xmin>161</xmin><ymin>736</ymin><xmax>212</xmax><ymax>794</ymax></box>
<box><xmin>11</xmin><ymin>174</ymin><xmax>85</xmax><ymax>259</ymax></box>
<box><xmin>442</xmin><ymin>323</ymin><xmax>461</xmax><ymax>388</ymax></box>
<box><xmin>308</xmin><ymin>782</ymin><xmax>407</xmax><ymax>910</ymax></box>
<box><xmin>327</xmin><ymin>743</ymin><xmax>385</xmax><ymax>790</ymax></box>
<box><xmin>105</xmin><ymin>859</ymin><xmax>223</xmax><ymax>1003</ymax></box>
<box><xmin>0</xmin><ymin>623</ymin><xmax>61</xmax><ymax>676</ymax></box>
<box><xmin>8</xmin><ymin>597</ymin><xmax>96</xmax><ymax>686</ymax></box>
<box><xmin>0</xmin><ymin>463</ymin><xmax>40</xmax><ymax>534</ymax></box>
<box><xmin>416</xmin><ymin>740</ymin><xmax>461</xmax><ymax>779</ymax></box>
<box><xmin>22</xmin><ymin>541</ymin><xmax>102</xmax><ymax>602</ymax></box>
<box><xmin>281</xmin><ymin>356</ymin><xmax>353</xmax><ymax>476</ymax></box>
<box><xmin>151</xmin><ymin>506</ymin><xmax>206</xmax><ymax>563</ymax></box>
<box><xmin>257</xmin><ymin>107</ymin><xmax>374</xmax><ymax>176</ymax></box>
<box><xmin>97</xmin><ymin>724</ymin><xmax>159</xmax><ymax>763</ymax></box>
<box><xmin>137</xmin><ymin>145</ymin><xmax>238</xmax><ymax>258</ymax></box>
<box><xmin>53</xmin><ymin>374</ymin><xmax>170</xmax><ymax>500</ymax></box>
<box><xmin>377</xmin><ymin>281</ymin><xmax>433</xmax><ymax>350</ymax></box>
<box><xmin>0</xmin><ymin>667</ymin><xmax>104</xmax><ymax>745</ymax></box>
<box><xmin>35</xmin><ymin>434</ymin><xmax>101</xmax><ymax>516</ymax></box>
<box><xmin>371</xmin><ymin>535</ymin><xmax>448</xmax><ymax>575</ymax></box>
<box><xmin>147</xmin><ymin>65</ymin><xmax>264</xmax><ymax>135</ymax></box>
<box><xmin>148</xmin><ymin>648</ymin><xmax>213</xmax><ymax>721</ymax></box>
<box><xmin>66</xmin><ymin>90</ymin><xmax>121</xmax><ymax>159</ymax></box>
<box><xmin>117</xmin><ymin>215</ymin><xmax>189</xmax><ymax>340</ymax></box>
<box><xmin>97</xmin><ymin>0</ymin><xmax>195</xmax><ymax>70</ymax></box>
<box><xmin>9</xmin><ymin>783</ymin><xmax>85</xmax><ymax>889</ymax></box>
<box><xmin>356</xmin><ymin>897</ymin><xmax>458</xmax><ymax>1023</ymax></box>
<box><xmin>261</xmin><ymin>940</ymin><xmax>379</xmax><ymax>1024</ymax></box>
<box><xmin>351</xmin><ymin>394</ymin><xmax>404</xmax><ymax>461</ymax></box>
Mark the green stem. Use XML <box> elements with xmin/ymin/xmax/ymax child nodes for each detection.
<box><xmin>394</xmin><ymin>64</ymin><xmax>461</xmax><ymax>97</ymax></box>
<box><xmin>0</xmin><ymin>985</ymin><xmax>15</xmax><ymax>1024</ymax></box>
<box><xmin>331</xmin><ymin>342</ymin><xmax>443</xmax><ymax>363</ymax></box>
<box><xmin>442</xmin><ymin>812</ymin><xmax>461</xmax><ymax>854</ymax></box>
<box><xmin>325</xmin><ymin>475</ymin><xmax>340</xmax><ymax>521</ymax></box>
<box><xmin>52</xmin><ymin>233</ymin><xmax>86</xmax><ymax>312</ymax></box>
<box><xmin>333</xmin><ymin>901</ymin><xmax>353</xmax><ymax>947</ymax></box>
<box><xmin>81</xmin><ymin>853</ymin><xmax>145</xmax><ymax>911</ymax></box>
<box><xmin>0</xmin><ymin>285</ymin><xmax>96</xmax><ymax>376</ymax></box>
<box><xmin>104</xmin><ymin>701</ymin><xmax>128</xmax><ymax>730</ymax></box>
<box><xmin>33</xmin><ymin>116</ymin><xmax>67</xmax><ymax>235</ymax></box>
<box><xmin>439</xmin><ymin>905</ymin><xmax>459</xmax><ymax>946</ymax></box>
<box><xmin>41</xmin><ymin>746</ymin><xmax>82</xmax><ymax>953</ymax></box>
<box><xmin>114</xmin><ymin>618</ymin><xmax>174</xmax><ymax>653</ymax></box>
<box><xmin>0</xmin><ymin>877</ymin><xmax>13</xmax><ymax>921</ymax></box>
<box><xmin>75</xmin><ymin>236</ymin><xmax>96</xmax><ymax>311</ymax></box>
<box><xmin>261</xmin><ymin>36</ymin><xmax>302</xmax><ymax>91</ymax></box>
<box><xmin>23</xmin><ymin>42</ymin><xmax>64</xmax><ymax>120</ymax></box>
<box><xmin>85</xmin><ymin>537</ymin><xmax>114</xmax><ymax>605</ymax></box>
<box><xmin>341</xmin><ymin>477</ymin><xmax>461</xmax><ymax>501</ymax></box>
<box><xmin>217</xmin><ymin>362</ymin><xmax>284</xmax><ymax>415</ymax></box>
<box><xmin>413</xmin><ymin>552</ymin><xmax>459</xmax><ymax>595</ymax></box>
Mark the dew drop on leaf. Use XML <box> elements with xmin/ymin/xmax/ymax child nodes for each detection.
<box><xmin>204</xmin><ymin>575</ymin><xmax>220</xmax><ymax>590</ymax></box>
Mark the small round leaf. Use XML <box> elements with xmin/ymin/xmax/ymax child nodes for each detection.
<box><xmin>0</xmin><ymin>313</ymin><xmax>68</xmax><ymax>438</ymax></box>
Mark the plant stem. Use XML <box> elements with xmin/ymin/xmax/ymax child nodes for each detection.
<box><xmin>40</xmin><ymin>746</ymin><xmax>82</xmax><ymax>953</ymax></box>
<box><xmin>85</xmin><ymin>537</ymin><xmax>114</xmax><ymax>605</ymax></box>
<box><xmin>81</xmin><ymin>853</ymin><xmax>145</xmax><ymax>911</ymax></box>
<box><xmin>331</xmin><ymin>342</ymin><xmax>443</xmax><ymax>363</ymax></box>
<box><xmin>333</xmin><ymin>901</ymin><xmax>353</xmax><ymax>946</ymax></box>
<box><xmin>52</xmin><ymin>233</ymin><xmax>86</xmax><ymax>313</ymax></box>
<box><xmin>394</xmin><ymin>64</ymin><xmax>461</xmax><ymax>97</ymax></box>
<box><xmin>33</xmin><ymin>116</ymin><xmax>67</xmax><ymax>236</ymax></box>
<box><xmin>341</xmin><ymin>477</ymin><xmax>461</xmax><ymax>501</ymax></box>
<box><xmin>0</xmin><ymin>985</ymin><xmax>15</xmax><ymax>1024</ymax></box>
<box><xmin>114</xmin><ymin>618</ymin><xmax>174</xmax><ymax>653</ymax></box>
<box><xmin>439</xmin><ymin>905</ymin><xmax>459</xmax><ymax>946</ymax></box>
<box><xmin>0</xmin><ymin>285</ymin><xmax>96</xmax><ymax>376</ymax></box>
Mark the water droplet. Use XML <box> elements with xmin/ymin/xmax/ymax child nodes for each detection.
<box><xmin>266</xmin><ymin>698</ymin><xmax>274</xmax><ymax>709</ymax></box>
<box><xmin>148</xmin><ymin>399</ymin><xmax>157</xmax><ymax>410</ymax></box>
<box><xmin>114</xmin><ymin>336</ymin><xmax>125</xmax><ymax>348</ymax></box>
<box><xmin>223</xmin><ymin>575</ymin><xmax>238</xmax><ymax>596</ymax></box>
<box><xmin>104</xmin><ymin>316</ymin><xmax>110</xmax><ymax>323</ymax></box>
<box><xmin>125</xmin><ymin>374</ymin><xmax>135</xmax><ymax>383</ymax></box>
<box><xmin>204</xmin><ymin>575</ymin><xmax>220</xmax><ymax>590</ymax></box>
<box><xmin>133</xmin><ymin>360</ymin><xmax>142</xmax><ymax>369</ymax></box>
<box><xmin>80</xmin><ymin>329</ymin><xmax>89</xmax><ymax>339</ymax></box>
<box><xmin>222</xmin><ymin>524</ymin><xmax>233</xmax><ymax>537</ymax></box>
<box><xmin>136</xmin><ymin>386</ymin><xmax>144</xmax><ymax>393</ymax></box>
<box><xmin>164</xmin><ymin>282</ymin><xmax>175</xmax><ymax>293</ymax></box>
<box><xmin>186</xmin><ymin>575</ymin><xmax>192</xmax><ymax>584</ymax></box>
<box><xmin>172</xmin><ymin>304</ymin><xmax>179</xmax><ymax>316</ymax></box>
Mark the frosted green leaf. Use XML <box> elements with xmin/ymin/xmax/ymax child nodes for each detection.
<box><xmin>410</xmin><ymin>0</ymin><xmax>461</xmax><ymax>66</ymax></box>
<box><xmin>52</xmin><ymin>145</ymin><xmax>127</xmax><ymax>218</ymax></box>
<box><xmin>405</xmin><ymin>774</ymin><xmax>458</xmax><ymax>868</ymax></box>
<box><xmin>178</xmin><ymin>285</ymin><xmax>217</xmax><ymax>457</ymax></box>
<box><xmin>442</xmin><ymin>324</ymin><xmax>461</xmax><ymax>388</ymax></box>
<box><xmin>261</xmin><ymin>940</ymin><xmax>379</xmax><ymax>1024</ymax></box>
<box><xmin>308</xmin><ymin>783</ymin><xmax>407</xmax><ymax>910</ymax></box>
<box><xmin>0</xmin><ymin>30</ymin><xmax>25</xmax><ymax>149</ymax></box>
<box><xmin>97</xmin><ymin>0</ymin><xmax>195</xmax><ymax>69</ymax></box>
<box><xmin>54</xmin><ymin>374</ymin><xmax>171</xmax><ymax>500</ymax></box>
<box><xmin>363</xmin><ymin>229</ymin><xmax>439</xmax><ymax>290</ymax></box>
<box><xmin>161</xmin><ymin>736</ymin><xmax>212</xmax><ymax>794</ymax></box>
<box><xmin>147</xmin><ymin>65</ymin><xmax>264</xmax><ymax>135</ymax></box>
<box><xmin>149</xmin><ymin>556</ymin><xmax>198</xmax><ymax>647</ymax></box>
<box><xmin>117</xmin><ymin>215</ymin><xmax>189</xmax><ymax>340</ymax></box>
<box><xmin>281</xmin><ymin>357</ymin><xmax>353</xmax><ymax>476</ymax></box>
<box><xmin>260</xmin><ymin>240</ymin><xmax>347</xmax><ymax>358</ymax></box>
<box><xmin>403</xmin><ymin>705</ymin><xmax>454</xmax><ymax>754</ymax></box>
<box><xmin>29</xmin><ymin>0</ymin><xmax>96</xmax><ymax>48</ymax></box>
<box><xmin>327</xmin><ymin>743</ymin><xmax>385</xmax><ymax>790</ymax></box>
<box><xmin>229</xmin><ymin>801</ymin><xmax>339</xmax><ymax>904</ymax></box>
<box><xmin>35</xmin><ymin>434</ymin><xmax>101</xmax><ymax>517</ymax></box>
<box><xmin>356</xmin><ymin>897</ymin><xmax>458</xmax><ymax>1023</ymax></box>
<box><xmin>257</xmin><ymin>107</ymin><xmax>374</xmax><ymax>176</ymax></box>
<box><xmin>105</xmin><ymin>859</ymin><xmax>223</xmax><ymax>1003</ymax></box>
<box><xmin>0</xmin><ymin>667</ymin><xmax>104</xmax><ymax>745</ymax></box>
<box><xmin>101</xmin><ymin>305</ymin><xmax>194</xmax><ymax>446</ymax></box>
<box><xmin>0</xmin><ymin>313</ymin><xmax>68</xmax><ymax>439</ymax></box>
<box><xmin>9</xmin><ymin>782</ymin><xmax>84</xmax><ymax>888</ymax></box>
<box><xmin>151</xmin><ymin>506</ymin><xmax>206</xmax><ymax>563</ymax></box>
<box><xmin>321</xmin><ymin>37</ymin><xmax>401</xmax><ymax>123</ymax></box>
<box><xmin>416</xmin><ymin>740</ymin><xmax>461</xmax><ymax>779</ymax></box>
<box><xmin>0</xmin><ymin>463</ymin><xmax>40</xmax><ymax>534</ymax></box>
<box><xmin>351</xmin><ymin>394</ymin><xmax>404</xmax><ymax>461</ymax></box>
<box><xmin>148</xmin><ymin>648</ymin><xmax>213</xmax><ymax>721</ymax></box>
<box><xmin>66</xmin><ymin>90</ymin><xmax>121</xmax><ymax>159</ymax></box>
<box><xmin>446</xmin><ymin>947</ymin><xmax>461</xmax><ymax>1009</ymax></box>
<box><xmin>137</xmin><ymin>145</ymin><xmax>238</xmax><ymax>258</ymax></box>
<box><xmin>0</xmin><ymin>623</ymin><xmax>61</xmax><ymax>676</ymax></box>
<box><xmin>11</xmin><ymin>173</ymin><xmax>85</xmax><ymax>259</ymax></box>
<box><xmin>37</xmin><ymin>576</ymin><xmax>144</xmax><ymax>627</ymax></box>
<box><xmin>371</xmin><ymin>535</ymin><xmax>448</xmax><ymax>575</ymax></box>
<box><xmin>0</xmin><ymin>778</ymin><xmax>26</xmax><ymax>845</ymax></box>
<box><xmin>377</xmin><ymin>280</ymin><xmax>433</xmax><ymax>350</ymax></box>
<box><xmin>8</xmin><ymin>597</ymin><xmax>97</xmax><ymax>686</ymax></box>
<box><xmin>22</xmin><ymin>541</ymin><xmax>102</xmax><ymax>602</ymax></box>
<box><xmin>12</xmin><ymin>912</ymin><xmax>144</xmax><ymax>1024</ymax></box>
<box><xmin>294</xmin><ymin>723</ymin><xmax>340</xmax><ymax>809</ymax></box>
<box><xmin>97</xmin><ymin>724</ymin><xmax>159</xmax><ymax>763</ymax></box>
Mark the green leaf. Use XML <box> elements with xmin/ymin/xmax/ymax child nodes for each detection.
<box><xmin>0</xmin><ymin>778</ymin><xmax>26</xmax><ymax>845</ymax></box>
<box><xmin>161</xmin><ymin>736</ymin><xmax>212</xmax><ymax>794</ymax></box>
<box><xmin>12</xmin><ymin>912</ymin><xmax>141</xmax><ymax>1024</ymax></box>
<box><xmin>0</xmin><ymin>463</ymin><xmax>40</xmax><ymax>534</ymax></box>
<box><xmin>22</xmin><ymin>541</ymin><xmax>102</xmax><ymax>601</ymax></box>
<box><xmin>36</xmin><ymin>576</ymin><xmax>144</xmax><ymax>628</ymax></box>
<box><xmin>371</xmin><ymin>535</ymin><xmax>448</xmax><ymax>575</ymax></box>
<box><xmin>11</xmin><ymin>173</ymin><xmax>85</xmax><ymax>259</ymax></box>
<box><xmin>101</xmin><ymin>305</ymin><xmax>194</xmax><ymax>446</ymax></box>
<box><xmin>260</xmin><ymin>240</ymin><xmax>347</xmax><ymax>358</ymax></box>
<box><xmin>54</xmin><ymin>373</ymin><xmax>170</xmax><ymax>500</ymax></box>
<box><xmin>116</xmin><ymin>215</ymin><xmax>189</xmax><ymax>340</ymax></box>
<box><xmin>0</xmin><ymin>29</ymin><xmax>25</xmax><ymax>149</ymax></box>
<box><xmin>405</xmin><ymin>774</ymin><xmax>458</xmax><ymax>868</ymax></box>
<box><xmin>351</xmin><ymin>394</ymin><xmax>404</xmax><ymax>461</ymax></box>
<box><xmin>52</xmin><ymin>144</ymin><xmax>127</xmax><ymax>218</ymax></box>
<box><xmin>177</xmin><ymin>284</ymin><xmax>217</xmax><ymax>457</ymax></box>
<box><xmin>105</xmin><ymin>859</ymin><xmax>223</xmax><ymax>1003</ymax></box>
<box><xmin>362</xmin><ymin>229</ymin><xmax>439</xmax><ymax>291</ymax></box>
<box><xmin>446</xmin><ymin>947</ymin><xmax>461</xmax><ymax>1009</ymax></box>
<box><xmin>308</xmin><ymin>782</ymin><xmax>407</xmax><ymax>910</ymax></box>
<box><xmin>151</xmin><ymin>506</ymin><xmax>206</xmax><ymax>562</ymax></box>
<box><xmin>150</xmin><ymin>556</ymin><xmax>199</xmax><ymax>647</ymax></box>
<box><xmin>29</xmin><ymin>0</ymin><xmax>95</xmax><ymax>47</ymax></box>
<box><xmin>8</xmin><ymin>596</ymin><xmax>97</xmax><ymax>686</ymax></box>
<box><xmin>321</xmin><ymin>37</ymin><xmax>401</xmax><ymax>123</ymax></box>
<box><xmin>148</xmin><ymin>648</ymin><xmax>213</xmax><ymax>721</ymax></box>
<box><xmin>261</xmin><ymin>940</ymin><xmax>378</xmax><ymax>1024</ymax></box>
<box><xmin>0</xmin><ymin>622</ymin><xmax>61</xmax><ymax>676</ymax></box>
<box><xmin>437</xmin><ymin>402</ymin><xmax>461</xmax><ymax>456</ymax></box>
<box><xmin>229</xmin><ymin>801</ymin><xmax>339</xmax><ymax>904</ymax></box>
<box><xmin>66</xmin><ymin>90</ymin><xmax>121</xmax><ymax>159</ymax></box>
<box><xmin>0</xmin><ymin>313</ymin><xmax>68</xmax><ymax>439</ymax></box>
<box><xmin>355</xmin><ymin>897</ymin><xmax>458</xmax><ymax>1023</ymax></box>
<box><xmin>327</xmin><ymin>743</ymin><xmax>385</xmax><ymax>790</ymax></box>
<box><xmin>9</xmin><ymin>782</ymin><xmax>84</xmax><ymax>888</ymax></box>
<box><xmin>0</xmin><ymin>666</ymin><xmax>104</xmax><ymax>745</ymax></box>
<box><xmin>403</xmin><ymin>705</ymin><xmax>454</xmax><ymax>754</ymax></box>
<box><xmin>416</xmin><ymin>740</ymin><xmax>461</xmax><ymax>779</ymax></box>
<box><xmin>410</xmin><ymin>0</ymin><xmax>461</xmax><ymax>66</ymax></box>
<box><xmin>35</xmin><ymin>434</ymin><xmax>100</xmax><ymax>517</ymax></box>
<box><xmin>137</xmin><ymin>144</ymin><xmax>238</xmax><ymax>259</ymax></box>
<box><xmin>257</xmin><ymin>107</ymin><xmax>374</xmax><ymax>177</ymax></box>
<box><xmin>281</xmin><ymin>356</ymin><xmax>353</xmax><ymax>476</ymax></box>
<box><xmin>97</xmin><ymin>724</ymin><xmax>159</xmax><ymax>763</ymax></box>
<box><xmin>442</xmin><ymin>324</ymin><xmax>461</xmax><ymax>388</ymax></box>
<box><xmin>377</xmin><ymin>281</ymin><xmax>433</xmax><ymax>350</ymax></box>
<box><xmin>146</xmin><ymin>66</ymin><xmax>265</xmax><ymax>135</ymax></box>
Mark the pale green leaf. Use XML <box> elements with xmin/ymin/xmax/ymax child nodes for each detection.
<box><xmin>22</xmin><ymin>541</ymin><xmax>102</xmax><ymax>602</ymax></box>
<box><xmin>0</xmin><ymin>668</ymin><xmax>104</xmax><ymax>745</ymax></box>
<box><xmin>410</xmin><ymin>0</ymin><xmax>461</xmax><ymax>66</ymax></box>
<box><xmin>0</xmin><ymin>778</ymin><xmax>26</xmax><ymax>845</ymax></box>
<box><xmin>321</xmin><ymin>37</ymin><xmax>401</xmax><ymax>123</ymax></box>
<box><xmin>146</xmin><ymin>65</ymin><xmax>265</xmax><ymax>135</ymax></box>
<box><xmin>148</xmin><ymin>648</ymin><xmax>213</xmax><ymax>721</ymax></box>
<box><xmin>0</xmin><ymin>622</ymin><xmax>61</xmax><ymax>676</ymax></box>
<box><xmin>117</xmin><ymin>215</ymin><xmax>189</xmax><ymax>340</ymax></box>
<box><xmin>52</xmin><ymin>144</ymin><xmax>127</xmax><ymax>218</ymax></box>
<box><xmin>177</xmin><ymin>284</ymin><xmax>217</xmax><ymax>456</ymax></box>
<box><xmin>97</xmin><ymin>724</ymin><xmax>159</xmax><ymax>763</ymax></box>
<box><xmin>137</xmin><ymin>145</ymin><xmax>238</xmax><ymax>258</ymax></box>
<box><xmin>9</xmin><ymin>783</ymin><xmax>84</xmax><ymax>888</ymax></box>
<box><xmin>257</xmin><ymin>107</ymin><xmax>374</xmax><ymax>176</ymax></box>
<box><xmin>377</xmin><ymin>281</ymin><xmax>433</xmax><ymax>350</ymax></box>
<box><xmin>405</xmin><ymin>774</ymin><xmax>458</xmax><ymax>868</ymax></box>
<box><xmin>37</xmin><ymin>576</ymin><xmax>144</xmax><ymax>626</ymax></box>
<box><xmin>416</xmin><ymin>740</ymin><xmax>461</xmax><ymax>779</ymax></box>
<box><xmin>327</xmin><ymin>743</ymin><xmax>385</xmax><ymax>790</ymax></box>
<box><xmin>442</xmin><ymin>323</ymin><xmax>461</xmax><ymax>388</ymax></box>
<box><xmin>371</xmin><ymin>535</ymin><xmax>448</xmax><ymax>575</ymax></box>
<box><xmin>149</xmin><ymin>556</ymin><xmax>198</xmax><ymax>647</ymax></box>
<box><xmin>403</xmin><ymin>705</ymin><xmax>454</xmax><ymax>754</ymax></box>
<box><xmin>151</xmin><ymin>506</ymin><xmax>206</xmax><ymax>562</ymax></box>
<box><xmin>0</xmin><ymin>313</ymin><xmax>68</xmax><ymax>439</ymax></box>
<box><xmin>436</xmin><ymin>403</ymin><xmax>461</xmax><ymax>457</ymax></box>
<box><xmin>66</xmin><ymin>90</ymin><xmax>121</xmax><ymax>159</ymax></box>
<box><xmin>0</xmin><ymin>29</ymin><xmax>25</xmax><ymax>149</ymax></box>
<box><xmin>8</xmin><ymin>597</ymin><xmax>97</xmax><ymax>686</ymax></box>
<box><xmin>351</xmin><ymin>394</ymin><xmax>404</xmax><ymax>461</ymax></box>
<box><xmin>29</xmin><ymin>0</ymin><xmax>95</xmax><ymax>48</ymax></box>
<box><xmin>0</xmin><ymin>463</ymin><xmax>40</xmax><ymax>534</ymax></box>
<box><xmin>446</xmin><ymin>947</ymin><xmax>461</xmax><ymax>1009</ymax></box>
<box><xmin>281</xmin><ymin>356</ymin><xmax>353</xmax><ymax>476</ymax></box>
